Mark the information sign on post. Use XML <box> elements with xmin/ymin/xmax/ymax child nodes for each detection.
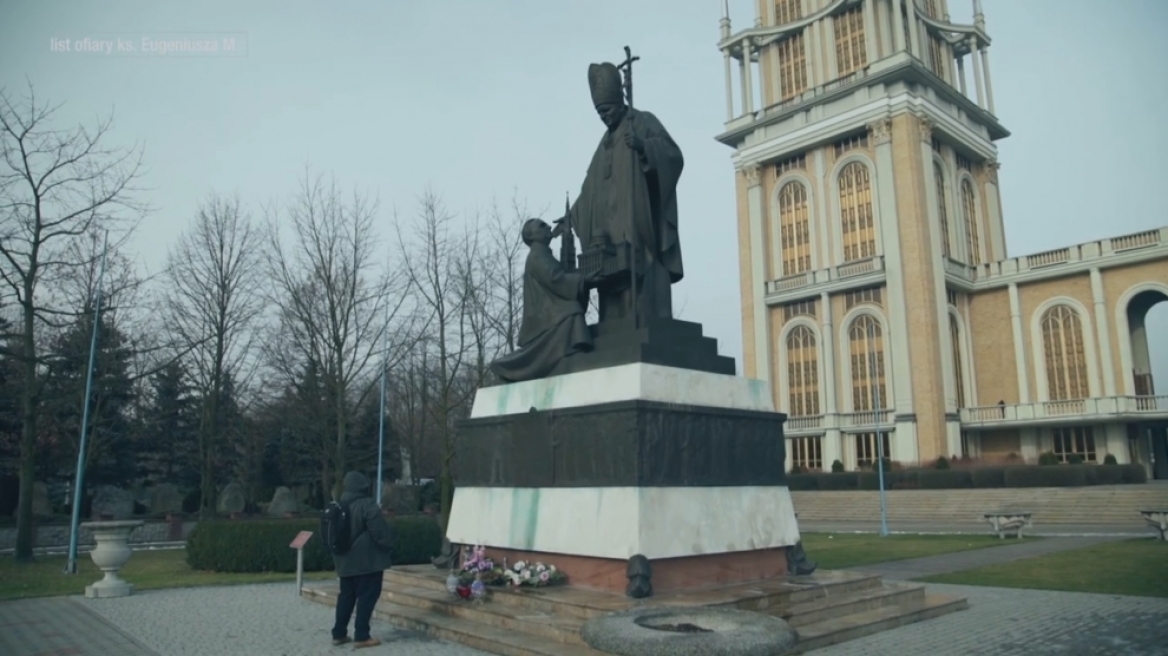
<box><xmin>290</xmin><ymin>531</ymin><xmax>313</xmax><ymax>596</ymax></box>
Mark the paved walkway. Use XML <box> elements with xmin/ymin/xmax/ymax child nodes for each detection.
<box><xmin>0</xmin><ymin>596</ymin><xmax>158</xmax><ymax>656</ymax></box>
<box><xmin>801</xmin><ymin>520</ymin><xmax>1152</xmax><ymax>537</ymax></box>
<box><xmin>845</xmin><ymin>535</ymin><xmax>1129</xmax><ymax>580</ymax></box>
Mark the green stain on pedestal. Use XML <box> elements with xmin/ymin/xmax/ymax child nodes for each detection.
<box><xmin>509</xmin><ymin>488</ymin><xmax>541</xmax><ymax>549</ymax></box>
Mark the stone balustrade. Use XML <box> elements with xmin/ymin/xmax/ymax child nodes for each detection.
<box><xmin>960</xmin><ymin>395</ymin><xmax>1168</xmax><ymax>427</ymax></box>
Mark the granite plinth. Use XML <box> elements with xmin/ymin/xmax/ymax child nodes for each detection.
<box><xmin>456</xmin><ymin>399</ymin><xmax>788</xmax><ymax>488</ymax></box>
<box><xmin>539</xmin><ymin>317</ymin><xmax>736</xmax><ymax>380</ymax></box>
<box><xmin>471</xmin><ymin>362</ymin><xmax>774</xmax><ymax>418</ymax></box>
<box><xmin>445</xmin><ymin>486</ymin><xmax>801</xmax><ymax>562</ymax></box>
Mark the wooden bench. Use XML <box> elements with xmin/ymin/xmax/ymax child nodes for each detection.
<box><xmin>1139</xmin><ymin>509</ymin><xmax>1168</xmax><ymax>541</ymax></box>
<box><xmin>984</xmin><ymin>511</ymin><xmax>1032</xmax><ymax>539</ymax></box>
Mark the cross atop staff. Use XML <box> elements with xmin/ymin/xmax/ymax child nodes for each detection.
<box><xmin>618</xmin><ymin>45</ymin><xmax>639</xmax><ymax>108</ymax></box>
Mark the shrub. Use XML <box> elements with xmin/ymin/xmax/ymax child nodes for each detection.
<box><xmin>831</xmin><ymin>460</ymin><xmax>845</xmax><ymax>473</ymax></box>
<box><xmin>816</xmin><ymin>472</ymin><xmax>858</xmax><ymax>490</ymax></box>
<box><xmin>1067</xmin><ymin>453</ymin><xmax>1085</xmax><ymax>465</ymax></box>
<box><xmin>1121</xmin><ymin>464</ymin><xmax>1148</xmax><ymax>484</ymax></box>
<box><xmin>786</xmin><ymin>474</ymin><xmax>818</xmax><ymax>491</ymax></box>
<box><xmin>970</xmin><ymin>467</ymin><xmax>1006</xmax><ymax>488</ymax></box>
<box><xmin>1103</xmin><ymin>454</ymin><xmax>1118</xmax><ymax>465</ymax></box>
<box><xmin>1004</xmin><ymin>465</ymin><xmax>1088</xmax><ymax>488</ymax></box>
<box><xmin>1038</xmin><ymin>452</ymin><xmax>1059</xmax><ymax>466</ymax></box>
<box><xmin>918</xmin><ymin>469</ymin><xmax>972</xmax><ymax>489</ymax></box>
<box><xmin>934</xmin><ymin>456</ymin><xmax>950</xmax><ymax>470</ymax></box>
<box><xmin>891</xmin><ymin>470</ymin><xmax>919</xmax><ymax>489</ymax></box>
<box><xmin>1093</xmin><ymin>464</ymin><xmax>1125</xmax><ymax>485</ymax></box>
<box><xmin>1004</xmin><ymin>452</ymin><xmax>1021</xmax><ymax>463</ymax></box>
<box><xmin>186</xmin><ymin>515</ymin><xmax>443</xmax><ymax>573</ymax></box>
<box><xmin>789</xmin><ymin>464</ymin><xmax>805</xmax><ymax>475</ymax></box>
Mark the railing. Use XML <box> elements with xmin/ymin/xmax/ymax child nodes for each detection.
<box><xmin>944</xmin><ymin>258</ymin><xmax>975</xmax><ymax>280</ymax></box>
<box><xmin>1026</xmin><ymin>248</ymin><xmax>1070</xmax><ymax>269</ymax></box>
<box><xmin>837</xmin><ymin>257</ymin><xmax>879</xmax><ymax>278</ymax></box>
<box><xmin>755</xmin><ymin>68</ymin><xmax>870</xmax><ymax>121</ymax></box>
<box><xmin>960</xmin><ymin>395</ymin><xmax>1168</xmax><ymax>425</ymax></box>
<box><xmin>840</xmin><ymin>409</ymin><xmax>894</xmax><ymax>428</ymax></box>
<box><xmin>786</xmin><ymin>415</ymin><xmax>824</xmax><ymax>431</ymax></box>
<box><xmin>968</xmin><ymin>227</ymin><xmax>1167</xmax><ymax>283</ymax></box>
<box><xmin>765</xmin><ymin>256</ymin><xmax>884</xmax><ymax>295</ymax></box>
<box><xmin>1111</xmin><ymin>229</ymin><xmax>1161</xmax><ymax>252</ymax></box>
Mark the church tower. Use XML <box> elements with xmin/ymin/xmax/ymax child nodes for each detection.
<box><xmin>717</xmin><ymin>0</ymin><xmax>1008</xmax><ymax>469</ymax></box>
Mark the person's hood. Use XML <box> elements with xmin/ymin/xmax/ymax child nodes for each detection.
<box><xmin>342</xmin><ymin>471</ymin><xmax>371</xmax><ymax>497</ymax></box>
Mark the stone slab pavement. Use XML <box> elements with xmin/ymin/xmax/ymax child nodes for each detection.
<box><xmin>76</xmin><ymin>583</ymin><xmax>493</xmax><ymax>656</ymax></box>
<box><xmin>0</xmin><ymin>595</ymin><xmax>158</xmax><ymax>656</ymax></box>
<box><xmin>810</xmin><ymin>583</ymin><xmax>1168</xmax><ymax>656</ymax></box>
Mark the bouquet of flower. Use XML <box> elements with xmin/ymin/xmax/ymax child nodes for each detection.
<box><xmin>502</xmin><ymin>560</ymin><xmax>568</xmax><ymax>588</ymax></box>
<box><xmin>455</xmin><ymin>545</ymin><xmax>506</xmax><ymax>587</ymax></box>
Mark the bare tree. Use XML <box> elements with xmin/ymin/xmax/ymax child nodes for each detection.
<box><xmin>397</xmin><ymin>190</ymin><xmax>485</xmax><ymax>529</ymax></box>
<box><xmin>162</xmin><ymin>194</ymin><xmax>266</xmax><ymax>517</ymax></box>
<box><xmin>265</xmin><ymin>171</ymin><xmax>412</xmax><ymax>501</ymax></box>
<box><xmin>0</xmin><ymin>86</ymin><xmax>144</xmax><ymax>561</ymax></box>
<box><xmin>479</xmin><ymin>198</ymin><xmax>529</xmax><ymax>353</ymax></box>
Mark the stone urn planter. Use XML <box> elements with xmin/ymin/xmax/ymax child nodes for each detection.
<box><xmin>80</xmin><ymin>520</ymin><xmax>144</xmax><ymax>598</ymax></box>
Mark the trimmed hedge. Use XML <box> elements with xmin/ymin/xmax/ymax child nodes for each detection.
<box><xmin>186</xmin><ymin>516</ymin><xmax>443</xmax><ymax>573</ymax></box>
<box><xmin>786</xmin><ymin>463</ymin><xmax>1147</xmax><ymax>490</ymax></box>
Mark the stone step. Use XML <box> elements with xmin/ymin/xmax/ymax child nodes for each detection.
<box><xmin>383</xmin><ymin>567</ymin><xmax>885</xmax><ymax>619</ymax></box>
<box><xmin>304</xmin><ymin>587</ymin><xmax>606</xmax><ymax>656</ymax></box>
<box><xmin>787</xmin><ymin>593</ymin><xmax>968</xmax><ymax>654</ymax></box>
<box><xmin>777</xmin><ymin>581</ymin><xmax>926</xmax><ymax>627</ymax></box>
<box><xmin>380</xmin><ymin>584</ymin><xmax>588</xmax><ymax>645</ymax></box>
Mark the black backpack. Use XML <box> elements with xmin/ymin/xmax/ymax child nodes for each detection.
<box><xmin>321</xmin><ymin>500</ymin><xmax>355</xmax><ymax>556</ymax></box>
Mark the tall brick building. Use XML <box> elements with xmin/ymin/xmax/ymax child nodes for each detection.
<box><xmin>715</xmin><ymin>0</ymin><xmax>1168</xmax><ymax>477</ymax></box>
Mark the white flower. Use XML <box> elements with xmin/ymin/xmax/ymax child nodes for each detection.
<box><xmin>549</xmin><ymin>565</ymin><xmax>557</xmax><ymax>573</ymax></box>
<box><xmin>513</xmin><ymin>560</ymin><xmax>526</xmax><ymax>572</ymax></box>
<box><xmin>535</xmin><ymin>562</ymin><xmax>545</xmax><ymax>571</ymax></box>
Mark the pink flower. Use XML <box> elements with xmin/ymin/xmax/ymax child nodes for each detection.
<box><xmin>539</xmin><ymin>571</ymin><xmax>550</xmax><ymax>583</ymax></box>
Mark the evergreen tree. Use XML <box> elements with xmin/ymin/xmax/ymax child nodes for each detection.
<box><xmin>140</xmin><ymin>360</ymin><xmax>197</xmax><ymax>487</ymax></box>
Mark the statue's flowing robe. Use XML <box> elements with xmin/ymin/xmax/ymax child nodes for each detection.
<box><xmin>570</xmin><ymin>108</ymin><xmax>684</xmax><ymax>282</ymax></box>
<box><xmin>489</xmin><ymin>243</ymin><xmax>591</xmax><ymax>382</ymax></box>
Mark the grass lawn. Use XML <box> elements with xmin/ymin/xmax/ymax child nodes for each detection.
<box><xmin>800</xmin><ymin>532</ymin><xmax>1027</xmax><ymax>570</ymax></box>
<box><xmin>920</xmin><ymin>538</ymin><xmax>1168</xmax><ymax>598</ymax></box>
<box><xmin>0</xmin><ymin>548</ymin><xmax>336</xmax><ymax>601</ymax></box>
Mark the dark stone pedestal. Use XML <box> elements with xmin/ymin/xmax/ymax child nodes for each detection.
<box><xmin>535</xmin><ymin>317</ymin><xmax>735</xmax><ymax>381</ymax></box>
<box><xmin>454</xmin><ymin>400</ymin><xmax>787</xmax><ymax>488</ymax></box>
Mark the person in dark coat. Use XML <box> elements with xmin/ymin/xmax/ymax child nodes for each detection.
<box><xmin>331</xmin><ymin>471</ymin><xmax>393</xmax><ymax>649</ymax></box>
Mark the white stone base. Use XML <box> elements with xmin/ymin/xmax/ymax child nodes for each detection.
<box><xmin>85</xmin><ymin>580</ymin><xmax>134</xmax><ymax>598</ymax></box>
<box><xmin>470</xmin><ymin>363</ymin><xmax>775</xmax><ymax>418</ymax></box>
<box><xmin>446</xmin><ymin>486</ymin><xmax>801</xmax><ymax>561</ymax></box>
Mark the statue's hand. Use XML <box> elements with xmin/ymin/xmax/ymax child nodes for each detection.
<box><xmin>623</xmin><ymin>131</ymin><xmax>644</xmax><ymax>154</ymax></box>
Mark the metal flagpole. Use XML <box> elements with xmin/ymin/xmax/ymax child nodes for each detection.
<box><xmin>376</xmin><ymin>306</ymin><xmax>389</xmax><ymax>506</ymax></box>
<box><xmin>66</xmin><ymin>231</ymin><xmax>110</xmax><ymax>574</ymax></box>
<box><xmin>867</xmin><ymin>320</ymin><xmax>890</xmax><ymax>537</ymax></box>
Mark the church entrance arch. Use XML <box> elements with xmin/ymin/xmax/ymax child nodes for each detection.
<box><xmin>1120</xmin><ymin>286</ymin><xmax>1168</xmax><ymax>479</ymax></box>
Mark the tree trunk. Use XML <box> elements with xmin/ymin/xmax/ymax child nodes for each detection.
<box><xmin>15</xmin><ymin>301</ymin><xmax>38</xmax><ymax>562</ymax></box>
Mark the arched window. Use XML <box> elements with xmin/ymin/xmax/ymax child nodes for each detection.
<box><xmin>786</xmin><ymin>325</ymin><xmax>820</xmax><ymax>416</ymax></box>
<box><xmin>950</xmin><ymin>314</ymin><xmax>965</xmax><ymax>407</ymax></box>
<box><xmin>960</xmin><ymin>178</ymin><xmax>981</xmax><ymax>265</ymax></box>
<box><xmin>839</xmin><ymin>162</ymin><xmax>876</xmax><ymax>262</ymax></box>
<box><xmin>779</xmin><ymin>181</ymin><xmax>811</xmax><ymax>276</ymax></box>
<box><xmin>934</xmin><ymin>162</ymin><xmax>951</xmax><ymax>258</ymax></box>
<box><xmin>1041</xmin><ymin>305</ymin><xmax>1089</xmax><ymax>400</ymax></box>
<box><xmin>775</xmin><ymin>0</ymin><xmax>802</xmax><ymax>25</ymax></box>
<box><xmin>833</xmin><ymin>5</ymin><xmax>867</xmax><ymax>77</ymax></box>
<box><xmin>848</xmin><ymin>315</ymin><xmax>887</xmax><ymax>410</ymax></box>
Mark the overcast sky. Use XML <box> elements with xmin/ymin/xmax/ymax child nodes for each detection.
<box><xmin>2</xmin><ymin>0</ymin><xmax>1165</xmax><ymax>393</ymax></box>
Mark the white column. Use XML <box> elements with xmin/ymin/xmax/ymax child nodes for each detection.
<box><xmin>739</xmin><ymin>50</ymin><xmax>750</xmax><ymax>117</ymax></box>
<box><xmin>823</xmin><ymin>18</ymin><xmax>838</xmax><ymax>81</ymax></box>
<box><xmin>875</xmin><ymin>0</ymin><xmax>891</xmax><ymax>58</ymax></box>
<box><xmin>1090</xmin><ymin>268</ymin><xmax>1117</xmax><ymax>396</ymax></box>
<box><xmin>724</xmin><ymin>52</ymin><xmax>735</xmax><ymax>120</ymax></box>
<box><xmin>980</xmin><ymin>47</ymin><xmax>995</xmax><ymax>114</ymax></box>
<box><xmin>743</xmin><ymin>41</ymin><xmax>755</xmax><ymax>115</ymax></box>
<box><xmin>805</xmin><ymin>18</ymin><xmax>821</xmax><ymax>87</ymax></box>
<box><xmin>821</xmin><ymin>291</ymin><xmax>842</xmax><ymax>472</ymax></box>
<box><xmin>956</xmin><ymin>55</ymin><xmax>967</xmax><ymax>95</ymax></box>
<box><xmin>863</xmin><ymin>0</ymin><xmax>879</xmax><ymax>61</ymax></box>
<box><xmin>1008</xmin><ymin>283</ymin><xmax>1031</xmax><ymax>403</ymax></box>
<box><xmin>814</xmin><ymin>149</ymin><xmax>832</xmax><ymax>267</ymax></box>
<box><xmin>746</xmin><ymin>165</ymin><xmax>770</xmax><ymax>382</ymax></box>
<box><xmin>969</xmin><ymin>38</ymin><xmax>984</xmax><ymax>108</ymax></box>
<box><xmin>821</xmin><ymin>292</ymin><xmax>838</xmax><ymax>414</ymax></box>
<box><xmin>892</xmin><ymin>0</ymin><xmax>906</xmax><ymax>53</ymax></box>
<box><xmin>871</xmin><ymin>121</ymin><xmax>914</xmax><ymax>418</ymax></box>
<box><xmin>906</xmin><ymin>0</ymin><xmax>922</xmax><ymax>57</ymax></box>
